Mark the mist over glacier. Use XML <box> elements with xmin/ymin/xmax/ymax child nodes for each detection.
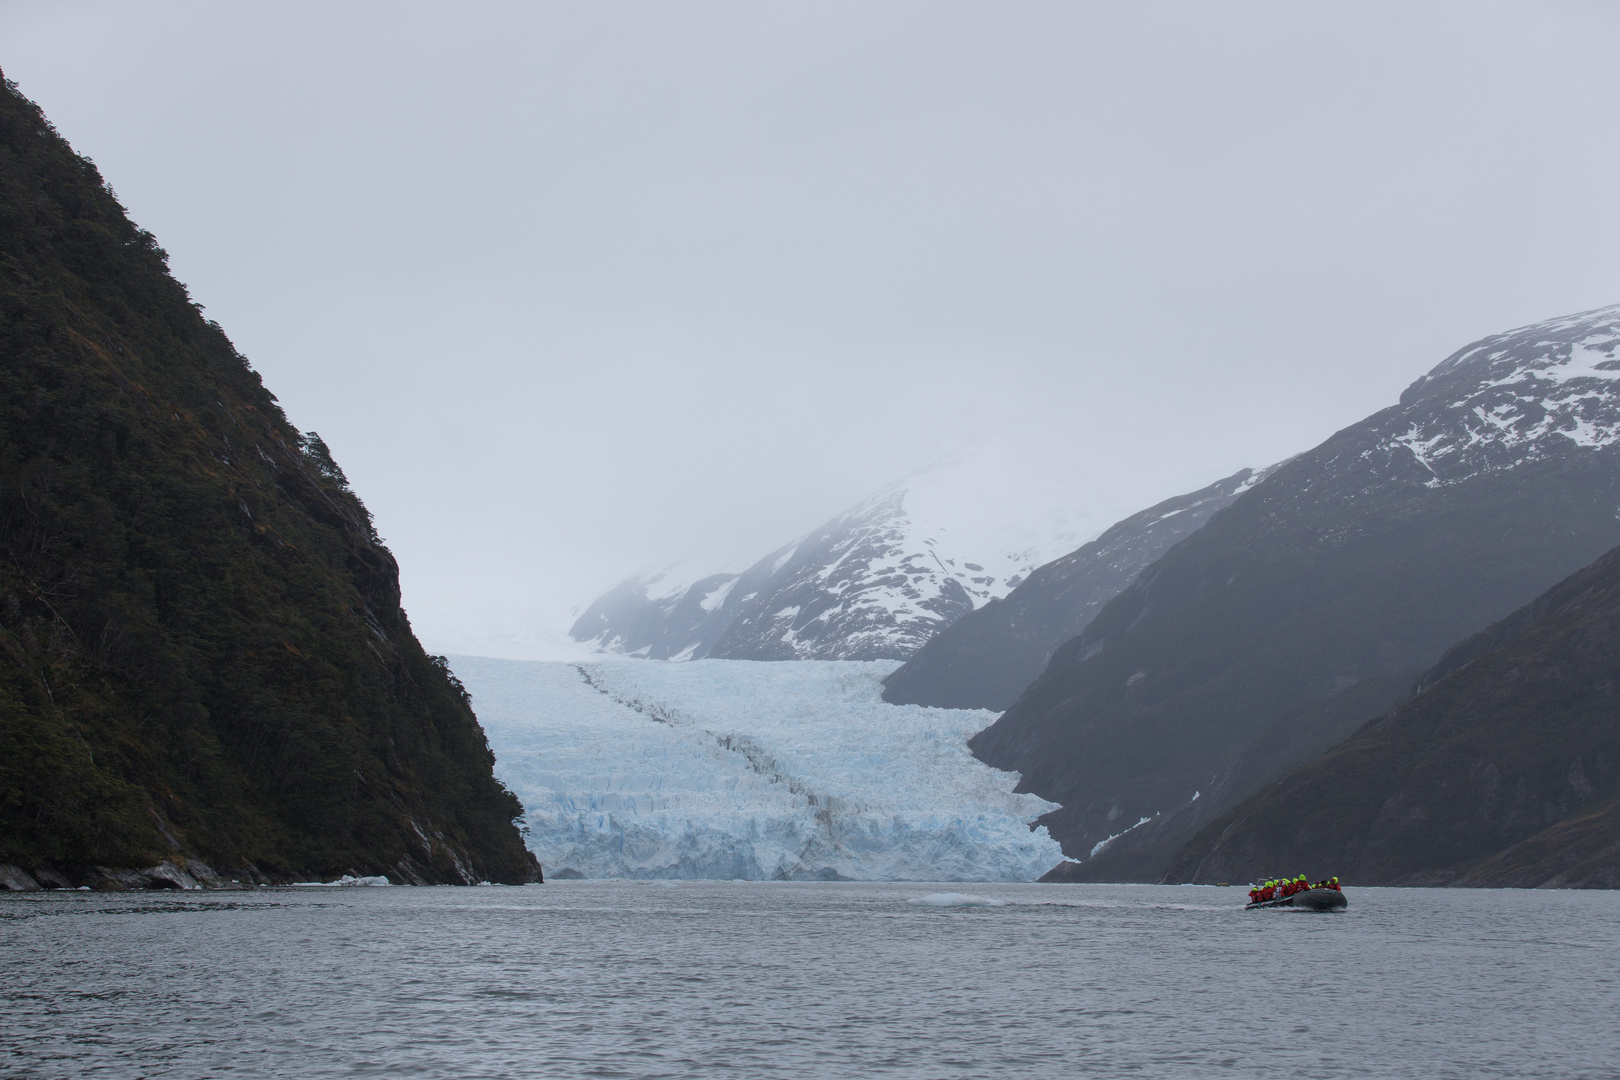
<box><xmin>565</xmin><ymin>430</ymin><xmax>1198</xmax><ymax>665</ymax></box>
<box><xmin>455</xmin><ymin>656</ymin><xmax>1063</xmax><ymax>880</ymax></box>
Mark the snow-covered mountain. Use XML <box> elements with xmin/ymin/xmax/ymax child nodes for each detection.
<box><xmin>974</xmin><ymin>302</ymin><xmax>1620</xmax><ymax>883</ymax></box>
<box><xmin>570</xmin><ymin>441</ymin><xmax>1138</xmax><ymax>661</ymax></box>
<box><xmin>460</xmin><ymin>656</ymin><xmax>1063</xmax><ymax>880</ymax></box>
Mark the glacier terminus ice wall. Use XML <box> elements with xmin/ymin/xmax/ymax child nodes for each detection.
<box><xmin>454</xmin><ymin>657</ymin><xmax>1064</xmax><ymax>881</ymax></box>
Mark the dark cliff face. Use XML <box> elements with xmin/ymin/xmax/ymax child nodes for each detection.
<box><xmin>880</xmin><ymin>468</ymin><xmax>1262</xmax><ymax>711</ymax></box>
<box><xmin>1165</xmin><ymin>542</ymin><xmax>1620</xmax><ymax>889</ymax></box>
<box><xmin>0</xmin><ymin>75</ymin><xmax>538</xmax><ymax>885</ymax></box>
<box><xmin>973</xmin><ymin>304</ymin><xmax>1620</xmax><ymax>883</ymax></box>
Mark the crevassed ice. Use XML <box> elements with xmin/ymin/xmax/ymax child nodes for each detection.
<box><xmin>457</xmin><ymin>656</ymin><xmax>1064</xmax><ymax>882</ymax></box>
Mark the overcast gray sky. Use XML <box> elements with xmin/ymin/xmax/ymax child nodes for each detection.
<box><xmin>4</xmin><ymin>1</ymin><xmax>1619</xmax><ymax>655</ymax></box>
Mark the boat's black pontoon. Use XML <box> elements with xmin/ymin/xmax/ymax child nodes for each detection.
<box><xmin>1245</xmin><ymin>887</ymin><xmax>1347</xmax><ymax>911</ymax></box>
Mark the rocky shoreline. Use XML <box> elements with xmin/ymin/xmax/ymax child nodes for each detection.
<box><xmin>0</xmin><ymin>857</ymin><xmax>542</xmax><ymax>891</ymax></box>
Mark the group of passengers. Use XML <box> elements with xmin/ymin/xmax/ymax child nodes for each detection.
<box><xmin>1248</xmin><ymin>876</ymin><xmax>1341</xmax><ymax>904</ymax></box>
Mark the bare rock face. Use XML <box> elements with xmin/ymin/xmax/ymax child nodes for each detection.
<box><xmin>0</xmin><ymin>859</ymin><xmax>230</xmax><ymax>890</ymax></box>
<box><xmin>0</xmin><ymin>865</ymin><xmax>41</xmax><ymax>891</ymax></box>
<box><xmin>92</xmin><ymin>863</ymin><xmax>207</xmax><ymax>891</ymax></box>
<box><xmin>976</xmin><ymin>304</ymin><xmax>1620</xmax><ymax>883</ymax></box>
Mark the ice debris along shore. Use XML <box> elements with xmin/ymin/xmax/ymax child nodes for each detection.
<box><xmin>455</xmin><ymin>657</ymin><xmax>1064</xmax><ymax>881</ymax></box>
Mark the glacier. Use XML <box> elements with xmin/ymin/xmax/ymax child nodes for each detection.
<box><xmin>454</xmin><ymin>655</ymin><xmax>1064</xmax><ymax>881</ymax></box>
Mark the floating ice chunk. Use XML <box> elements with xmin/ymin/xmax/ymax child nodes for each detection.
<box><xmin>289</xmin><ymin>874</ymin><xmax>392</xmax><ymax>887</ymax></box>
<box><xmin>907</xmin><ymin>893</ymin><xmax>1007</xmax><ymax>907</ymax></box>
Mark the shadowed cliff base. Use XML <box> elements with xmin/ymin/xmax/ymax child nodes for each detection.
<box><xmin>1164</xmin><ymin>542</ymin><xmax>1620</xmax><ymax>889</ymax></box>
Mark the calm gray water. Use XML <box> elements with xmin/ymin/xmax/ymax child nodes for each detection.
<box><xmin>2</xmin><ymin>881</ymin><xmax>1617</xmax><ymax>1079</ymax></box>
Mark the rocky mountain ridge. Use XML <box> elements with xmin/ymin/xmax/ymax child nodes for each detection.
<box><xmin>880</xmin><ymin>466</ymin><xmax>1270</xmax><ymax>710</ymax></box>
<box><xmin>974</xmin><ymin>303</ymin><xmax>1620</xmax><ymax>884</ymax></box>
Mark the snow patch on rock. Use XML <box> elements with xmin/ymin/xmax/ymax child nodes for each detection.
<box><xmin>1377</xmin><ymin>306</ymin><xmax>1620</xmax><ymax>487</ymax></box>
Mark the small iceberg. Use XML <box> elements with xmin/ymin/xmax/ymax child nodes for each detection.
<box><xmin>907</xmin><ymin>892</ymin><xmax>1007</xmax><ymax>907</ymax></box>
<box><xmin>289</xmin><ymin>874</ymin><xmax>392</xmax><ymax>887</ymax></box>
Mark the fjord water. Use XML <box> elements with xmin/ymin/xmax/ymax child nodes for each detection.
<box><xmin>3</xmin><ymin>884</ymin><xmax>1616</xmax><ymax>1079</ymax></box>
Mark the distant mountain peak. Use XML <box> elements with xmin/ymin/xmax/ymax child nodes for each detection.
<box><xmin>571</xmin><ymin>438</ymin><xmax>1147</xmax><ymax>662</ymax></box>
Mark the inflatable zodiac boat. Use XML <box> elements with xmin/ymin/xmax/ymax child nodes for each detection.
<box><xmin>1246</xmin><ymin>887</ymin><xmax>1347</xmax><ymax>912</ymax></box>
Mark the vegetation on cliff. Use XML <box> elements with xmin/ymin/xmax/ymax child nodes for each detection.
<box><xmin>0</xmin><ymin>73</ymin><xmax>537</xmax><ymax>884</ymax></box>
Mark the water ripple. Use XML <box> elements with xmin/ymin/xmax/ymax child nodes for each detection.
<box><xmin>1</xmin><ymin>882</ymin><xmax>1617</xmax><ymax>1079</ymax></box>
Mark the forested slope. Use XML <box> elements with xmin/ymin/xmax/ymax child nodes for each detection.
<box><xmin>0</xmin><ymin>74</ymin><xmax>538</xmax><ymax>887</ymax></box>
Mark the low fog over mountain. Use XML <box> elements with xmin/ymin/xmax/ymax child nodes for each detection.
<box><xmin>570</xmin><ymin>437</ymin><xmax>1183</xmax><ymax>661</ymax></box>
